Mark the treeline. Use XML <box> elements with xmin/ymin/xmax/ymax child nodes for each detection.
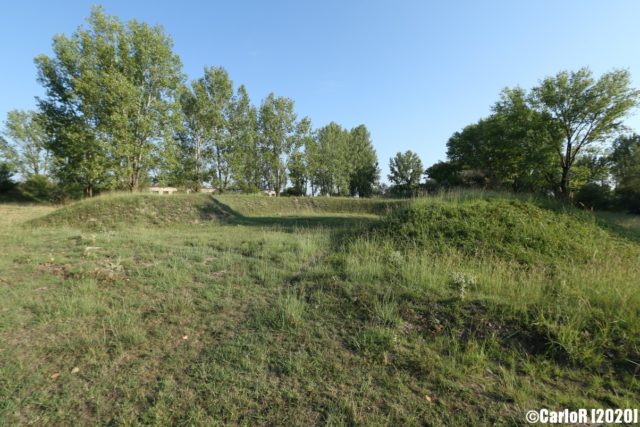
<box><xmin>0</xmin><ymin>7</ymin><xmax>379</xmax><ymax>200</ymax></box>
<box><xmin>418</xmin><ymin>68</ymin><xmax>639</xmax><ymax>211</ymax></box>
<box><xmin>2</xmin><ymin>7</ymin><xmax>640</xmax><ymax>212</ymax></box>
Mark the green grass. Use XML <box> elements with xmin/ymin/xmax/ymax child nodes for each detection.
<box><xmin>29</xmin><ymin>192</ymin><xmax>221</xmax><ymax>229</ymax></box>
<box><xmin>1</xmin><ymin>192</ymin><xmax>639</xmax><ymax>425</ymax></box>
<box><xmin>215</xmin><ymin>193</ymin><xmax>405</xmax><ymax>216</ymax></box>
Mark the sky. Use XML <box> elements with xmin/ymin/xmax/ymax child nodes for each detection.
<box><xmin>2</xmin><ymin>1</ymin><xmax>640</xmax><ymax>179</ymax></box>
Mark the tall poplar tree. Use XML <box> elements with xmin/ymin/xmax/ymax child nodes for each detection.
<box><xmin>3</xmin><ymin>110</ymin><xmax>51</xmax><ymax>177</ymax></box>
<box><xmin>36</xmin><ymin>6</ymin><xmax>183</xmax><ymax>193</ymax></box>
<box><xmin>258</xmin><ymin>93</ymin><xmax>303</xmax><ymax>195</ymax></box>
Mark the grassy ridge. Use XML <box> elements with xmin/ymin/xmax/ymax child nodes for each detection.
<box><xmin>378</xmin><ymin>197</ymin><xmax>624</xmax><ymax>265</ymax></box>
<box><xmin>353</xmin><ymin>196</ymin><xmax>640</xmax><ymax>372</ymax></box>
<box><xmin>2</xmin><ymin>193</ymin><xmax>639</xmax><ymax>425</ymax></box>
<box><xmin>214</xmin><ymin>194</ymin><xmax>405</xmax><ymax>216</ymax></box>
<box><xmin>28</xmin><ymin>193</ymin><xmax>220</xmax><ymax>229</ymax></box>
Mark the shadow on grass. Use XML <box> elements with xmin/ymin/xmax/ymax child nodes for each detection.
<box><xmin>201</xmin><ymin>196</ymin><xmax>379</xmax><ymax>233</ymax></box>
<box><xmin>593</xmin><ymin>212</ymin><xmax>640</xmax><ymax>243</ymax></box>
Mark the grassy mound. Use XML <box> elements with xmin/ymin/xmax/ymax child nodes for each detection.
<box><xmin>214</xmin><ymin>194</ymin><xmax>405</xmax><ymax>216</ymax></box>
<box><xmin>3</xmin><ymin>194</ymin><xmax>640</xmax><ymax>424</ymax></box>
<box><xmin>344</xmin><ymin>195</ymin><xmax>640</xmax><ymax>374</ymax></box>
<box><xmin>378</xmin><ymin>197</ymin><xmax>631</xmax><ymax>265</ymax></box>
<box><xmin>29</xmin><ymin>193</ymin><xmax>220</xmax><ymax>229</ymax></box>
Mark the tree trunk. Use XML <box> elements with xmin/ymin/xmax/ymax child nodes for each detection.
<box><xmin>559</xmin><ymin>163</ymin><xmax>570</xmax><ymax>201</ymax></box>
<box><xmin>195</xmin><ymin>136</ymin><xmax>201</xmax><ymax>190</ymax></box>
<box><xmin>559</xmin><ymin>137</ymin><xmax>573</xmax><ymax>201</ymax></box>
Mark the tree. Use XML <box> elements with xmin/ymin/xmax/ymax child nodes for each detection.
<box><xmin>610</xmin><ymin>134</ymin><xmax>640</xmax><ymax>211</ymax></box>
<box><xmin>177</xmin><ymin>67</ymin><xmax>234</xmax><ymax>191</ymax></box>
<box><xmin>610</xmin><ymin>134</ymin><xmax>640</xmax><ymax>185</ymax></box>
<box><xmin>309</xmin><ymin>122</ymin><xmax>350</xmax><ymax>195</ymax></box>
<box><xmin>388</xmin><ymin>150</ymin><xmax>423</xmax><ymax>192</ymax></box>
<box><xmin>37</xmin><ymin>95</ymin><xmax>110</xmax><ymax>197</ymax></box>
<box><xmin>444</xmin><ymin>88</ymin><xmax>561</xmax><ymax>192</ymax></box>
<box><xmin>200</xmin><ymin>67</ymin><xmax>234</xmax><ymax>191</ymax></box>
<box><xmin>348</xmin><ymin>125</ymin><xmax>379</xmax><ymax>197</ymax></box>
<box><xmin>425</xmin><ymin>160</ymin><xmax>462</xmax><ymax>188</ymax></box>
<box><xmin>258</xmin><ymin>93</ymin><xmax>303</xmax><ymax>195</ymax></box>
<box><xmin>0</xmin><ymin>135</ymin><xmax>17</xmax><ymax>169</ymax></box>
<box><xmin>0</xmin><ymin>136</ymin><xmax>16</xmax><ymax>192</ymax></box>
<box><xmin>3</xmin><ymin>110</ymin><xmax>50</xmax><ymax>177</ymax></box>
<box><xmin>530</xmin><ymin>68</ymin><xmax>640</xmax><ymax>198</ymax></box>
<box><xmin>176</xmin><ymin>82</ymin><xmax>210</xmax><ymax>189</ymax></box>
<box><xmin>491</xmin><ymin>88</ymin><xmax>560</xmax><ymax>191</ymax></box>
<box><xmin>287</xmin><ymin>150</ymin><xmax>307</xmax><ymax>196</ymax></box>
<box><xmin>36</xmin><ymin>6</ymin><xmax>184</xmax><ymax>193</ymax></box>
<box><xmin>229</xmin><ymin>85</ymin><xmax>261</xmax><ymax>192</ymax></box>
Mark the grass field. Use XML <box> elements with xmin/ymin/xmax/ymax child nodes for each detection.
<box><xmin>1</xmin><ymin>192</ymin><xmax>639</xmax><ymax>425</ymax></box>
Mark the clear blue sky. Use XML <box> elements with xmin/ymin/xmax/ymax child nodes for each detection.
<box><xmin>2</xmin><ymin>1</ymin><xmax>640</xmax><ymax>179</ymax></box>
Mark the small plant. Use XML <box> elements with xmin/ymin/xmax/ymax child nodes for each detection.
<box><xmin>386</xmin><ymin>250</ymin><xmax>404</xmax><ymax>268</ymax></box>
<box><xmin>448</xmin><ymin>272</ymin><xmax>477</xmax><ymax>299</ymax></box>
<box><xmin>372</xmin><ymin>291</ymin><xmax>402</xmax><ymax>328</ymax></box>
<box><xmin>351</xmin><ymin>327</ymin><xmax>397</xmax><ymax>356</ymax></box>
<box><xmin>257</xmin><ymin>294</ymin><xmax>306</xmax><ymax>331</ymax></box>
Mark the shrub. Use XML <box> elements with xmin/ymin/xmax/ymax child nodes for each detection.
<box><xmin>0</xmin><ymin>163</ymin><xmax>16</xmax><ymax>193</ymax></box>
<box><xmin>574</xmin><ymin>183</ymin><xmax>613</xmax><ymax>211</ymax></box>
<box><xmin>18</xmin><ymin>175</ymin><xmax>58</xmax><ymax>202</ymax></box>
<box><xmin>282</xmin><ymin>186</ymin><xmax>305</xmax><ymax>197</ymax></box>
<box><xmin>614</xmin><ymin>180</ymin><xmax>640</xmax><ymax>214</ymax></box>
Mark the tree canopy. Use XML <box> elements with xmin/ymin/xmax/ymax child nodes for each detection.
<box><xmin>5</xmin><ymin>7</ymin><xmax>381</xmax><ymax>199</ymax></box>
<box><xmin>388</xmin><ymin>150</ymin><xmax>423</xmax><ymax>194</ymax></box>
<box><xmin>429</xmin><ymin>68</ymin><xmax>640</xmax><ymax>206</ymax></box>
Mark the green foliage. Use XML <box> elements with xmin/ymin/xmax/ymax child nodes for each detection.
<box><xmin>177</xmin><ymin>67</ymin><xmax>235</xmax><ymax>190</ymax></box>
<box><xmin>425</xmin><ymin>160</ymin><xmax>462</xmax><ymax>187</ymax></box>
<box><xmin>305</xmin><ymin>123</ymin><xmax>378</xmax><ymax>197</ymax></box>
<box><xmin>443</xmin><ymin>88</ymin><xmax>560</xmax><ymax>192</ymax></box>
<box><xmin>228</xmin><ymin>85</ymin><xmax>261</xmax><ymax>190</ymax></box>
<box><xmin>3</xmin><ymin>110</ymin><xmax>50</xmax><ymax>177</ymax></box>
<box><xmin>22</xmin><ymin>8</ymin><xmax>384</xmax><ymax>200</ymax></box>
<box><xmin>0</xmin><ymin>137</ymin><xmax>17</xmax><ymax>192</ymax></box>
<box><xmin>258</xmin><ymin>94</ymin><xmax>306</xmax><ymax>195</ymax></box>
<box><xmin>36</xmin><ymin>6</ymin><xmax>183</xmax><ymax>193</ymax></box>
<box><xmin>307</xmin><ymin>122</ymin><xmax>350</xmax><ymax>195</ymax></box>
<box><xmin>530</xmin><ymin>68</ymin><xmax>640</xmax><ymax>197</ymax></box>
<box><xmin>286</xmin><ymin>150</ymin><xmax>307</xmax><ymax>195</ymax></box>
<box><xmin>348</xmin><ymin>125</ymin><xmax>379</xmax><ymax>197</ymax></box>
<box><xmin>388</xmin><ymin>150</ymin><xmax>423</xmax><ymax>195</ymax></box>
<box><xmin>18</xmin><ymin>175</ymin><xmax>59</xmax><ymax>203</ymax></box>
<box><xmin>439</xmin><ymin>68</ymin><xmax>640</xmax><ymax>202</ymax></box>
<box><xmin>0</xmin><ymin>162</ymin><xmax>16</xmax><ymax>193</ymax></box>
<box><xmin>574</xmin><ymin>183</ymin><xmax>613</xmax><ymax>211</ymax></box>
<box><xmin>610</xmin><ymin>134</ymin><xmax>640</xmax><ymax>212</ymax></box>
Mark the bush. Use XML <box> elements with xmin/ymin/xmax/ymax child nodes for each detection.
<box><xmin>615</xmin><ymin>185</ymin><xmax>640</xmax><ymax>214</ymax></box>
<box><xmin>236</xmin><ymin>183</ymin><xmax>262</xmax><ymax>194</ymax></box>
<box><xmin>18</xmin><ymin>175</ymin><xmax>58</xmax><ymax>202</ymax></box>
<box><xmin>282</xmin><ymin>186</ymin><xmax>305</xmax><ymax>197</ymax></box>
<box><xmin>460</xmin><ymin>169</ymin><xmax>489</xmax><ymax>188</ymax></box>
<box><xmin>575</xmin><ymin>183</ymin><xmax>613</xmax><ymax>211</ymax></box>
<box><xmin>0</xmin><ymin>163</ymin><xmax>16</xmax><ymax>193</ymax></box>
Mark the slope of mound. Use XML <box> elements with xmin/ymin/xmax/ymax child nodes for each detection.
<box><xmin>214</xmin><ymin>194</ymin><xmax>405</xmax><ymax>216</ymax></box>
<box><xmin>29</xmin><ymin>193</ymin><xmax>220</xmax><ymax>229</ymax></box>
<box><xmin>378</xmin><ymin>197</ymin><xmax>631</xmax><ymax>265</ymax></box>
